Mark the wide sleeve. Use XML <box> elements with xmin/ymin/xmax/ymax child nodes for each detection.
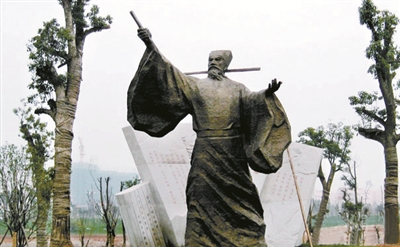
<box><xmin>127</xmin><ymin>48</ymin><xmax>195</xmax><ymax>137</ymax></box>
<box><xmin>242</xmin><ymin>92</ymin><xmax>291</xmax><ymax>174</ymax></box>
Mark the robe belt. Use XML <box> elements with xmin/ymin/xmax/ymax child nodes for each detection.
<box><xmin>196</xmin><ymin>129</ymin><xmax>240</xmax><ymax>137</ymax></box>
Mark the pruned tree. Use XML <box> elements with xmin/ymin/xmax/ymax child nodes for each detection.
<box><xmin>74</xmin><ymin>207</ymin><xmax>93</xmax><ymax>247</ymax></box>
<box><xmin>339</xmin><ymin>161</ymin><xmax>369</xmax><ymax>245</ymax></box>
<box><xmin>26</xmin><ymin>1</ymin><xmax>112</xmax><ymax>246</ymax></box>
<box><xmin>297</xmin><ymin>122</ymin><xmax>353</xmax><ymax>244</ymax></box>
<box><xmin>0</xmin><ymin>144</ymin><xmax>36</xmax><ymax>247</ymax></box>
<box><xmin>70</xmin><ymin>186</ymin><xmax>98</xmax><ymax>247</ymax></box>
<box><xmin>14</xmin><ymin>102</ymin><xmax>54</xmax><ymax>247</ymax></box>
<box><xmin>348</xmin><ymin>0</ymin><xmax>400</xmax><ymax>243</ymax></box>
<box><xmin>92</xmin><ymin>177</ymin><xmax>119</xmax><ymax>247</ymax></box>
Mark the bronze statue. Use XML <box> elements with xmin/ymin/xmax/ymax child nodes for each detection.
<box><xmin>127</xmin><ymin>27</ymin><xmax>291</xmax><ymax>247</ymax></box>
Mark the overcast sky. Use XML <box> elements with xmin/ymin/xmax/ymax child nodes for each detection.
<box><xmin>1</xmin><ymin>0</ymin><xmax>400</xmax><ymax>202</ymax></box>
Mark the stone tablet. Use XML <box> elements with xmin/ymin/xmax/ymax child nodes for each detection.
<box><xmin>119</xmin><ymin>123</ymin><xmax>322</xmax><ymax>246</ymax></box>
<box><xmin>261</xmin><ymin>142</ymin><xmax>323</xmax><ymax>247</ymax></box>
<box><xmin>121</xmin><ymin>123</ymin><xmax>195</xmax><ymax>246</ymax></box>
<box><xmin>115</xmin><ymin>182</ymin><xmax>165</xmax><ymax>247</ymax></box>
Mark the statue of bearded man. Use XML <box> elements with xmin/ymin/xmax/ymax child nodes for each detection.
<box><xmin>127</xmin><ymin>28</ymin><xmax>291</xmax><ymax>247</ymax></box>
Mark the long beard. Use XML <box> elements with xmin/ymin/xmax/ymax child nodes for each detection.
<box><xmin>208</xmin><ymin>68</ymin><xmax>225</xmax><ymax>81</ymax></box>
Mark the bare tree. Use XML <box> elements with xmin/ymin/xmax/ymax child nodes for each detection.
<box><xmin>0</xmin><ymin>144</ymin><xmax>36</xmax><ymax>247</ymax></box>
<box><xmin>74</xmin><ymin>207</ymin><xmax>93</xmax><ymax>247</ymax></box>
<box><xmin>75</xmin><ymin>187</ymin><xmax>99</xmax><ymax>247</ymax></box>
<box><xmin>93</xmin><ymin>177</ymin><xmax>119</xmax><ymax>247</ymax></box>
<box><xmin>339</xmin><ymin>161</ymin><xmax>370</xmax><ymax>245</ymax></box>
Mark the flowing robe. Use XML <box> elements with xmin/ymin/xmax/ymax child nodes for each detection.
<box><xmin>127</xmin><ymin>47</ymin><xmax>291</xmax><ymax>247</ymax></box>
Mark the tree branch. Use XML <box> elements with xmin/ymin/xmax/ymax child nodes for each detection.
<box><xmin>36</xmin><ymin>64</ymin><xmax>64</xmax><ymax>88</ymax></box>
<box><xmin>317</xmin><ymin>165</ymin><xmax>327</xmax><ymax>189</ymax></box>
<box><xmin>19</xmin><ymin>124</ymin><xmax>34</xmax><ymax>147</ymax></box>
<box><xmin>365</xmin><ymin>19</ymin><xmax>381</xmax><ymax>50</ymax></box>
<box><xmin>34</xmin><ymin>108</ymin><xmax>55</xmax><ymax>121</ymax></box>
<box><xmin>57</xmin><ymin>57</ymin><xmax>70</xmax><ymax>68</ymax></box>
<box><xmin>359</xmin><ymin>107</ymin><xmax>386</xmax><ymax>126</ymax></box>
<box><xmin>395</xmin><ymin>133</ymin><xmax>400</xmax><ymax>143</ymax></box>
<box><xmin>358</xmin><ymin>127</ymin><xmax>384</xmax><ymax>143</ymax></box>
<box><xmin>47</xmin><ymin>49</ymin><xmax>69</xmax><ymax>64</ymax></box>
<box><xmin>83</xmin><ymin>25</ymin><xmax>110</xmax><ymax>38</ymax></box>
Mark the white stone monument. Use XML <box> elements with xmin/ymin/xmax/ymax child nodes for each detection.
<box><xmin>261</xmin><ymin>142</ymin><xmax>322</xmax><ymax>247</ymax></box>
<box><xmin>116</xmin><ymin>182</ymin><xmax>166</xmax><ymax>247</ymax></box>
<box><xmin>116</xmin><ymin>123</ymin><xmax>323</xmax><ymax>247</ymax></box>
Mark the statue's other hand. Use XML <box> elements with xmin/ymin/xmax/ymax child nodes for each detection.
<box><xmin>265</xmin><ymin>78</ymin><xmax>282</xmax><ymax>96</ymax></box>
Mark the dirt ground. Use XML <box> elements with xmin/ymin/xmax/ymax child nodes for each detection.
<box><xmin>71</xmin><ymin>235</ymin><xmax>127</xmax><ymax>247</ymax></box>
<box><xmin>318</xmin><ymin>225</ymin><xmax>384</xmax><ymax>245</ymax></box>
<box><xmin>1</xmin><ymin>235</ymin><xmax>127</xmax><ymax>247</ymax></box>
<box><xmin>0</xmin><ymin>225</ymin><xmax>395</xmax><ymax>246</ymax></box>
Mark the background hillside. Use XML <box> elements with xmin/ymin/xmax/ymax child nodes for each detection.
<box><xmin>71</xmin><ymin>162</ymin><xmax>137</xmax><ymax>207</ymax></box>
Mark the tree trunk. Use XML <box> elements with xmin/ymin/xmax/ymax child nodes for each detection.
<box><xmin>12</xmin><ymin>231</ymin><xmax>16</xmax><ymax>247</ymax></box>
<box><xmin>120</xmin><ymin>182</ymin><xmax>127</xmax><ymax>247</ymax></box>
<box><xmin>80</xmin><ymin>235</ymin><xmax>84</xmax><ymax>247</ymax></box>
<box><xmin>36</xmin><ymin>168</ymin><xmax>51</xmax><ymax>247</ymax></box>
<box><xmin>312</xmin><ymin>186</ymin><xmax>330</xmax><ymax>244</ymax></box>
<box><xmin>50</xmin><ymin>101</ymin><xmax>75</xmax><ymax>247</ymax></box>
<box><xmin>106</xmin><ymin>230</ymin><xmax>115</xmax><ymax>247</ymax></box>
<box><xmin>122</xmin><ymin>220</ymin><xmax>126</xmax><ymax>247</ymax></box>
<box><xmin>383</xmin><ymin>145</ymin><xmax>399</xmax><ymax>244</ymax></box>
<box><xmin>312</xmin><ymin>165</ymin><xmax>336</xmax><ymax>245</ymax></box>
<box><xmin>36</xmin><ymin>194</ymin><xmax>50</xmax><ymax>247</ymax></box>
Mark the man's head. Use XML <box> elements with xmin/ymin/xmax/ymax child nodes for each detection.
<box><xmin>208</xmin><ymin>50</ymin><xmax>232</xmax><ymax>80</ymax></box>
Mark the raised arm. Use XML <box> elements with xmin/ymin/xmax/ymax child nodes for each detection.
<box><xmin>137</xmin><ymin>28</ymin><xmax>157</xmax><ymax>50</ymax></box>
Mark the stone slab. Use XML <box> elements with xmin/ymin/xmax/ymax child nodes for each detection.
<box><xmin>115</xmin><ymin>182</ymin><xmax>166</xmax><ymax>247</ymax></box>
<box><xmin>119</xmin><ymin>123</ymin><xmax>323</xmax><ymax>247</ymax></box>
<box><xmin>261</xmin><ymin>142</ymin><xmax>323</xmax><ymax>247</ymax></box>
